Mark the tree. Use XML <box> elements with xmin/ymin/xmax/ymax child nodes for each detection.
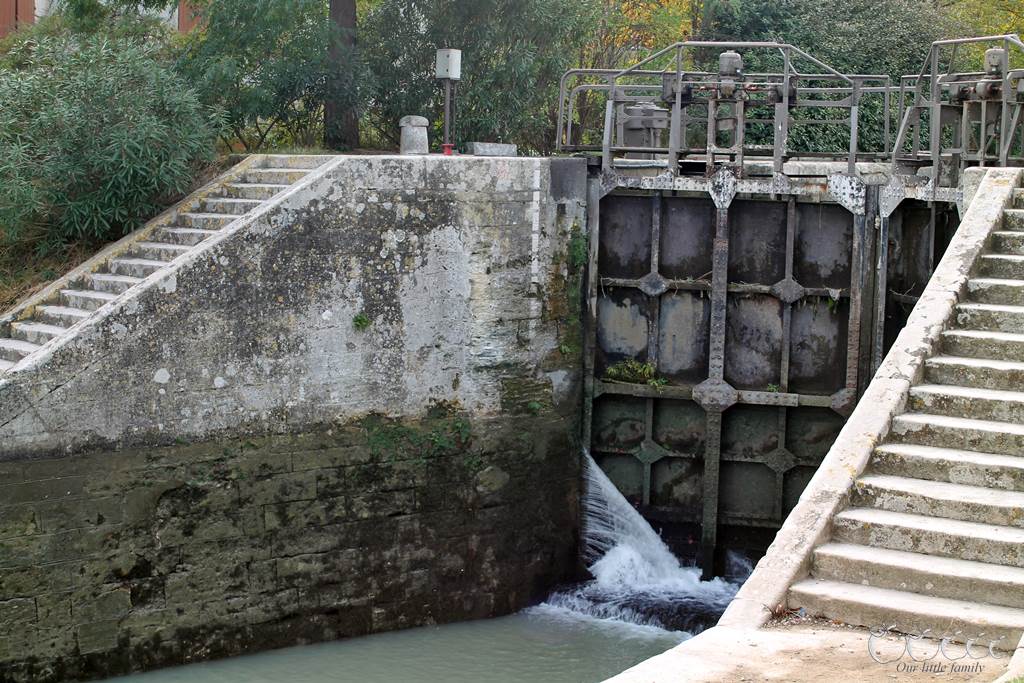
<box><xmin>360</xmin><ymin>0</ymin><xmax>597</xmax><ymax>154</ymax></box>
<box><xmin>568</xmin><ymin>0</ymin><xmax>701</xmax><ymax>148</ymax></box>
<box><xmin>325</xmin><ymin>0</ymin><xmax>361</xmax><ymax>149</ymax></box>
<box><xmin>176</xmin><ymin>0</ymin><xmax>367</xmax><ymax>151</ymax></box>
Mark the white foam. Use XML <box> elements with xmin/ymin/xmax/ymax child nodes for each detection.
<box><xmin>543</xmin><ymin>452</ymin><xmax>747</xmax><ymax>632</ymax></box>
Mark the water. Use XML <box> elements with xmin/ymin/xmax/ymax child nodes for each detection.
<box><xmin>542</xmin><ymin>453</ymin><xmax>741</xmax><ymax>632</ymax></box>
<box><xmin>108</xmin><ymin>453</ymin><xmax>747</xmax><ymax>683</ymax></box>
<box><xmin>110</xmin><ymin>609</ymin><xmax>685</xmax><ymax>683</ymax></box>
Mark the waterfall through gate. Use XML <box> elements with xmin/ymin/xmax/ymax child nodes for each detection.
<box><xmin>539</xmin><ymin>452</ymin><xmax>749</xmax><ymax>634</ymax></box>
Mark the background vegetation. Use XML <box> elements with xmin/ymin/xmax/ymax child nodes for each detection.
<box><xmin>0</xmin><ymin>0</ymin><xmax>1020</xmax><ymax>307</ymax></box>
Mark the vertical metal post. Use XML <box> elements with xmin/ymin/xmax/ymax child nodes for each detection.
<box><xmin>845</xmin><ymin>204</ymin><xmax>867</xmax><ymax>396</ymax></box>
<box><xmin>774</xmin><ymin>49</ymin><xmax>791</xmax><ymax>174</ymax></box>
<box><xmin>602</xmin><ymin>92</ymin><xmax>614</xmax><ymax>174</ymax></box>
<box><xmin>581</xmin><ymin>177</ymin><xmax>602</xmax><ymax>453</ymax></box>
<box><xmin>667</xmin><ymin>48</ymin><xmax>683</xmax><ymax>175</ymax></box>
<box><xmin>443</xmin><ymin>79</ymin><xmax>452</xmax><ymax>146</ymax></box>
<box><xmin>980</xmin><ymin>99</ymin><xmax>988</xmax><ymax>167</ymax></box>
<box><xmin>701</xmin><ymin>204</ymin><xmax>731</xmax><ymax>580</ymax></box>
<box><xmin>872</xmin><ymin>212</ymin><xmax>890</xmax><ymax>376</ymax></box>
<box><xmin>848</xmin><ymin>80</ymin><xmax>860</xmax><ymax>176</ymax></box>
<box><xmin>883</xmin><ymin>80</ymin><xmax>891</xmax><ymax>156</ymax></box>
<box><xmin>1000</xmin><ymin>37</ymin><xmax>1012</xmax><ymax>167</ymax></box>
<box><xmin>705</xmin><ymin>99</ymin><xmax>717</xmax><ymax>175</ymax></box>
<box><xmin>735</xmin><ymin>99</ymin><xmax>746</xmax><ymax>170</ymax></box>
<box><xmin>929</xmin><ymin>49</ymin><xmax>941</xmax><ymax>196</ymax></box>
<box><xmin>772</xmin><ymin>197</ymin><xmax>798</xmax><ymax>524</ymax></box>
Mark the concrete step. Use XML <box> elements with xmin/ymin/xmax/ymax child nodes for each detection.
<box><xmin>852</xmin><ymin>473</ymin><xmax>1024</xmax><ymax>528</ymax></box>
<box><xmin>35</xmin><ymin>305</ymin><xmax>91</xmax><ymax>328</ymax></box>
<box><xmin>979</xmin><ymin>254</ymin><xmax>1024</xmax><ymax>279</ymax></box>
<box><xmin>992</xmin><ymin>231</ymin><xmax>1024</xmax><ymax>254</ymax></box>
<box><xmin>833</xmin><ymin>507</ymin><xmax>1024</xmax><ymax>567</ymax></box>
<box><xmin>968</xmin><ymin>277</ymin><xmax>1024</xmax><ymax>305</ymax></box>
<box><xmin>178</xmin><ymin>213</ymin><xmax>236</xmax><ymax>230</ymax></box>
<box><xmin>258</xmin><ymin>155</ymin><xmax>330</xmax><ymax>170</ymax></box>
<box><xmin>240</xmin><ymin>169</ymin><xmax>308</xmax><ymax>185</ymax></box>
<box><xmin>872</xmin><ymin>443</ymin><xmax>1024</xmax><ymax>491</ymax></box>
<box><xmin>59</xmin><ymin>289</ymin><xmax>117</xmax><ymax>312</ymax></box>
<box><xmin>218</xmin><ymin>183</ymin><xmax>289</xmax><ymax>201</ymax></box>
<box><xmin>789</xmin><ymin>578</ymin><xmax>1024</xmax><ymax>649</ymax></box>
<box><xmin>84</xmin><ymin>273</ymin><xmax>143</xmax><ymax>295</ymax></box>
<box><xmin>0</xmin><ymin>358</ymin><xmax>13</xmax><ymax>372</ymax></box>
<box><xmin>201</xmin><ymin>198</ymin><xmax>262</xmax><ymax>215</ymax></box>
<box><xmin>925</xmin><ymin>355</ymin><xmax>1024</xmax><ymax>391</ymax></box>
<box><xmin>157</xmin><ymin>227</ymin><xmax>219</xmax><ymax>246</ymax></box>
<box><xmin>107</xmin><ymin>258</ymin><xmax>167</xmax><ymax>279</ymax></box>
<box><xmin>891</xmin><ymin>412</ymin><xmax>1024</xmax><ymax>456</ymax></box>
<box><xmin>812</xmin><ymin>542</ymin><xmax>1024</xmax><ymax>609</ymax></box>
<box><xmin>9</xmin><ymin>322</ymin><xmax>66</xmax><ymax>345</ymax></box>
<box><xmin>909</xmin><ymin>383</ymin><xmax>1024</xmax><ymax>423</ymax></box>
<box><xmin>0</xmin><ymin>338</ymin><xmax>42</xmax><ymax>363</ymax></box>
<box><xmin>942</xmin><ymin>328</ymin><xmax>1024</xmax><ymax>361</ymax></box>
<box><xmin>955</xmin><ymin>302</ymin><xmax>1024</xmax><ymax>333</ymax></box>
<box><xmin>130</xmin><ymin>241</ymin><xmax>192</xmax><ymax>262</ymax></box>
<box><xmin>1004</xmin><ymin>208</ymin><xmax>1024</xmax><ymax>231</ymax></box>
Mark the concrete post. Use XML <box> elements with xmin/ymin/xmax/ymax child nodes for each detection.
<box><xmin>399</xmin><ymin>116</ymin><xmax>429</xmax><ymax>155</ymax></box>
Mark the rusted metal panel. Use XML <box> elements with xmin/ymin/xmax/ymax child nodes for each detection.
<box><xmin>585</xmin><ymin>178</ymin><xmax>870</xmax><ymax>577</ymax></box>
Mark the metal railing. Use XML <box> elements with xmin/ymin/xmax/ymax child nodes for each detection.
<box><xmin>891</xmin><ymin>35</ymin><xmax>1024</xmax><ymax>190</ymax></box>
<box><xmin>558</xmin><ymin>37</ymin><xmax>1024</xmax><ymax>188</ymax></box>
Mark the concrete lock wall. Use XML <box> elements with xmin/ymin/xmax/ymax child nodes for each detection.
<box><xmin>0</xmin><ymin>156</ymin><xmax>588</xmax><ymax>681</ymax></box>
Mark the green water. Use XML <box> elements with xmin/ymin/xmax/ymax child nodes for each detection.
<box><xmin>107</xmin><ymin>605</ymin><xmax>686</xmax><ymax>683</ymax></box>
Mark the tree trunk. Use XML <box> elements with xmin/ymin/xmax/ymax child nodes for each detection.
<box><xmin>325</xmin><ymin>0</ymin><xmax>360</xmax><ymax>150</ymax></box>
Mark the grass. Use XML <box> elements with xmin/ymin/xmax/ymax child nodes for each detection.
<box><xmin>0</xmin><ymin>231</ymin><xmax>99</xmax><ymax>312</ymax></box>
<box><xmin>604</xmin><ymin>359</ymin><xmax>669</xmax><ymax>388</ymax></box>
<box><xmin>352</xmin><ymin>313</ymin><xmax>371</xmax><ymax>331</ymax></box>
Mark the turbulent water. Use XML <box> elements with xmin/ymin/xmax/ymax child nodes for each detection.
<box><xmin>541</xmin><ymin>452</ymin><xmax>747</xmax><ymax>634</ymax></box>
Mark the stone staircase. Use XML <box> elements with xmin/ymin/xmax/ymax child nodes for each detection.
<box><xmin>788</xmin><ymin>182</ymin><xmax>1024</xmax><ymax>650</ymax></box>
<box><xmin>0</xmin><ymin>156</ymin><xmax>328</xmax><ymax>374</ymax></box>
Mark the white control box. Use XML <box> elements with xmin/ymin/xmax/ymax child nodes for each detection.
<box><xmin>435</xmin><ymin>49</ymin><xmax>462</xmax><ymax>81</ymax></box>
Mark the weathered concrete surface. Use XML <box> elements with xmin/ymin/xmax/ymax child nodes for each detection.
<box><xmin>0</xmin><ymin>156</ymin><xmax>587</xmax><ymax>458</ymax></box>
<box><xmin>607</xmin><ymin>621</ymin><xmax>1009</xmax><ymax>682</ymax></box>
<box><xmin>0</xmin><ymin>156</ymin><xmax>588</xmax><ymax>681</ymax></box>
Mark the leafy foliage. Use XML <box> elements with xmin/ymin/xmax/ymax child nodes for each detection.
<box><xmin>360</xmin><ymin>0</ymin><xmax>597</xmax><ymax>153</ymax></box>
<box><xmin>176</xmin><ymin>0</ymin><xmax>369</xmax><ymax>151</ymax></box>
<box><xmin>53</xmin><ymin>0</ymin><xmax>177</xmax><ymax>33</ymax></box>
<box><xmin>0</xmin><ymin>35</ymin><xmax>221</xmax><ymax>247</ymax></box>
<box><xmin>692</xmin><ymin>0</ymin><xmax>960</xmax><ymax>153</ymax></box>
<box><xmin>604</xmin><ymin>359</ymin><xmax>667</xmax><ymax>387</ymax></box>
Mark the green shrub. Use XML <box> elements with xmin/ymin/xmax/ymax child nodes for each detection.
<box><xmin>48</xmin><ymin>0</ymin><xmax>177</xmax><ymax>37</ymax></box>
<box><xmin>0</xmin><ymin>35</ymin><xmax>221</xmax><ymax>247</ymax></box>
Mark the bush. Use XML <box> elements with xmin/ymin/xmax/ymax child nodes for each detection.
<box><xmin>0</xmin><ymin>35</ymin><xmax>221</xmax><ymax>247</ymax></box>
<box><xmin>176</xmin><ymin>0</ymin><xmax>369</xmax><ymax>151</ymax></box>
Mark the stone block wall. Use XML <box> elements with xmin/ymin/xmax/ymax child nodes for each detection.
<box><xmin>0</xmin><ymin>156</ymin><xmax>587</xmax><ymax>680</ymax></box>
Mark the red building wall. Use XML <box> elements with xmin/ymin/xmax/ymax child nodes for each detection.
<box><xmin>0</xmin><ymin>0</ymin><xmax>34</xmax><ymax>39</ymax></box>
<box><xmin>178</xmin><ymin>0</ymin><xmax>199</xmax><ymax>32</ymax></box>
<box><xmin>0</xmin><ymin>1</ymin><xmax>197</xmax><ymax>38</ymax></box>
